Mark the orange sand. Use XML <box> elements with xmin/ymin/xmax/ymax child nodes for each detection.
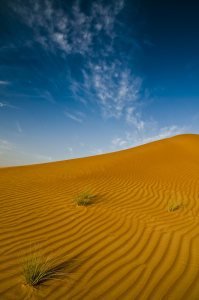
<box><xmin>1</xmin><ymin>134</ymin><xmax>199</xmax><ymax>300</ymax></box>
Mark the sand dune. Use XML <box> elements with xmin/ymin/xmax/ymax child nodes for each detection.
<box><xmin>1</xmin><ymin>134</ymin><xmax>199</xmax><ymax>299</ymax></box>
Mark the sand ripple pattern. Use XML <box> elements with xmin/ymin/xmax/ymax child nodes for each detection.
<box><xmin>1</xmin><ymin>134</ymin><xmax>199</xmax><ymax>299</ymax></box>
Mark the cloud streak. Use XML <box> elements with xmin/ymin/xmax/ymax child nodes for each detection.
<box><xmin>38</xmin><ymin>90</ymin><xmax>55</xmax><ymax>103</ymax></box>
<box><xmin>64</xmin><ymin>112</ymin><xmax>82</xmax><ymax>122</ymax></box>
<box><xmin>0</xmin><ymin>80</ymin><xmax>10</xmax><ymax>85</ymax></box>
<box><xmin>0</xmin><ymin>102</ymin><xmax>20</xmax><ymax>109</ymax></box>
<box><xmin>90</xmin><ymin>148</ymin><xmax>103</xmax><ymax>155</ymax></box>
<box><xmin>0</xmin><ymin>140</ymin><xmax>16</xmax><ymax>151</ymax></box>
<box><xmin>20</xmin><ymin>151</ymin><xmax>52</xmax><ymax>161</ymax></box>
<box><xmin>16</xmin><ymin>121</ymin><xmax>22</xmax><ymax>133</ymax></box>
<box><xmin>68</xmin><ymin>147</ymin><xmax>73</xmax><ymax>156</ymax></box>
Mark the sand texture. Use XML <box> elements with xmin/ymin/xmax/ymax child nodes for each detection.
<box><xmin>1</xmin><ymin>134</ymin><xmax>199</xmax><ymax>300</ymax></box>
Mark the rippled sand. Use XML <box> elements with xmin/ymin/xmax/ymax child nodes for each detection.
<box><xmin>1</xmin><ymin>134</ymin><xmax>199</xmax><ymax>300</ymax></box>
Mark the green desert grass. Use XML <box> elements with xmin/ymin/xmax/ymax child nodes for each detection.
<box><xmin>168</xmin><ymin>199</ymin><xmax>181</xmax><ymax>212</ymax></box>
<box><xmin>18</xmin><ymin>245</ymin><xmax>70</xmax><ymax>288</ymax></box>
<box><xmin>74</xmin><ymin>187</ymin><xmax>94</xmax><ymax>206</ymax></box>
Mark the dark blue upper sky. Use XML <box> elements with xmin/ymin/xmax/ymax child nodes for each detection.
<box><xmin>0</xmin><ymin>0</ymin><xmax>199</xmax><ymax>166</ymax></box>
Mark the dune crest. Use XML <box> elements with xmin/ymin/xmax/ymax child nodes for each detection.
<box><xmin>1</xmin><ymin>134</ymin><xmax>199</xmax><ymax>300</ymax></box>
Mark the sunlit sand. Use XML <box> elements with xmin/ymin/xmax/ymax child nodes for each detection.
<box><xmin>1</xmin><ymin>134</ymin><xmax>199</xmax><ymax>299</ymax></box>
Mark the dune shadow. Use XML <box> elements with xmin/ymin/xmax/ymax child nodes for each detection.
<box><xmin>86</xmin><ymin>192</ymin><xmax>109</xmax><ymax>205</ymax></box>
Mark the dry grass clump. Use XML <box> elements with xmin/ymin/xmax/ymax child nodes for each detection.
<box><xmin>168</xmin><ymin>199</ymin><xmax>181</xmax><ymax>212</ymax></box>
<box><xmin>19</xmin><ymin>245</ymin><xmax>69</xmax><ymax>288</ymax></box>
<box><xmin>74</xmin><ymin>188</ymin><xmax>94</xmax><ymax>206</ymax></box>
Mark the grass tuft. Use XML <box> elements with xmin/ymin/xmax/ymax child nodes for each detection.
<box><xmin>74</xmin><ymin>188</ymin><xmax>94</xmax><ymax>206</ymax></box>
<box><xmin>19</xmin><ymin>245</ymin><xmax>69</xmax><ymax>287</ymax></box>
<box><xmin>168</xmin><ymin>199</ymin><xmax>180</xmax><ymax>212</ymax></box>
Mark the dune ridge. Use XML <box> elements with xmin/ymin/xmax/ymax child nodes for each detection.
<box><xmin>1</xmin><ymin>134</ymin><xmax>199</xmax><ymax>299</ymax></box>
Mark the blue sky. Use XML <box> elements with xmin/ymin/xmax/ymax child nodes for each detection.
<box><xmin>0</xmin><ymin>0</ymin><xmax>199</xmax><ymax>167</ymax></box>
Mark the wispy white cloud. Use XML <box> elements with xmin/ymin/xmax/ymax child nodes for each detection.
<box><xmin>16</xmin><ymin>121</ymin><xmax>22</xmax><ymax>133</ymax></box>
<box><xmin>90</xmin><ymin>148</ymin><xmax>103</xmax><ymax>155</ymax></box>
<box><xmin>0</xmin><ymin>80</ymin><xmax>10</xmax><ymax>85</ymax></box>
<box><xmin>0</xmin><ymin>102</ymin><xmax>20</xmax><ymax>109</ymax></box>
<box><xmin>34</xmin><ymin>154</ymin><xmax>52</xmax><ymax>161</ymax></box>
<box><xmin>77</xmin><ymin>60</ymin><xmax>142</xmax><ymax>118</ymax></box>
<box><xmin>0</xmin><ymin>141</ymin><xmax>51</xmax><ymax>163</ymax></box>
<box><xmin>155</xmin><ymin>125</ymin><xmax>186</xmax><ymax>141</ymax></box>
<box><xmin>0</xmin><ymin>140</ymin><xmax>15</xmax><ymax>151</ymax></box>
<box><xmin>126</xmin><ymin>107</ymin><xmax>145</xmax><ymax>130</ymax></box>
<box><xmin>119</xmin><ymin>140</ymin><xmax>127</xmax><ymax>146</ymax></box>
<box><xmin>125</xmin><ymin>125</ymin><xmax>188</xmax><ymax>148</ymax></box>
<box><xmin>111</xmin><ymin>136</ymin><xmax>127</xmax><ymax>149</ymax></box>
<box><xmin>36</xmin><ymin>90</ymin><xmax>55</xmax><ymax>103</ymax></box>
<box><xmin>110</xmin><ymin>123</ymin><xmax>189</xmax><ymax>152</ymax></box>
<box><xmin>9</xmin><ymin>91</ymin><xmax>55</xmax><ymax>103</ymax></box>
<box><xmin>68</xmin><ymin>147</ymin><xmax>73</xmax><ymax>156</ymax></box>
<box><xmin>0</xmin><ymin>141</ymin><xmax>53</xmax><ymax>164</ymax></box>
<box><xmin>64</xmin><ymin>112</ymin><xmax>82</xmax><ymax>122</ymax></box>
<box><xmin>75</xmin><ymin>111</ymin><xmax>86</xmax><ymax>117</ymax></box>
<box><xmin>0</xmin><ymin>103</ymin><xmax>7</xmax><ymax>107</ymax></box>
<box><xmin>11</xmin><ymin>0</ymin><xmax>143</xmax><ymax>119</ymax></box>
<box><xmin>142</xmin><ymin>39</ymin><xmax>154</xmax><ymax>47</ymax></box>
<box><xmin>68</xmin><ymin>76</ymin><xmax>88</xmax><ymax>106</ymax></box>
<box><xmin>0</xmin><ymin>152</ymin><xmax>20</xmax><ymax>168</ymax></box>
<box><xmin>20</xmin><ymin>151</ymin><xmax>52</xmax><ymax>161</ymax></box>
<box><xmin>192</xmin><ymin>113</ymin><xmax>199</xmax><ymax>124</ymax></box>
<box><xmin>111</xmin><ymin>137</ymin><xmax>122</xmax><ymax>145</ymax></box>
<box><xmin>11</xmin><ymin>0</ymin><xmax>124</xmax><ymax>56</ymax></box>
<box><xmin>69</xmin><ymin>59</ymin><xmax>143</xmax><ymax>119</ymax></box>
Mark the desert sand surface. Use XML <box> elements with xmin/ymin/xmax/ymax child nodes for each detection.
<box><xmin>1</xmin><ymin>134</ymin><xmax>199</xmax><ymax>300</ymax></box>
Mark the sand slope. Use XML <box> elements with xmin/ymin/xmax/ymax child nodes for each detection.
<box><xmin>1</xmin><ymin>134</ymin><xmax>199</xmax><ymax>300</ymax></box>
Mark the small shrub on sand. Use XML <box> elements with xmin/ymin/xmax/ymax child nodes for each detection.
<box><xmin>19</xmin><ymin>245</ymin><xmax>69</xmax><ymax>288</ymax></box>
<box><xmin>74</xmin><ymin>188</ymin><xmax>94</xmax><ymax>206</ymax></box>
<box><xmin>168</xmin><ymin>199</ymin><xmax>181</xmax><ymax>212</ymax></box>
